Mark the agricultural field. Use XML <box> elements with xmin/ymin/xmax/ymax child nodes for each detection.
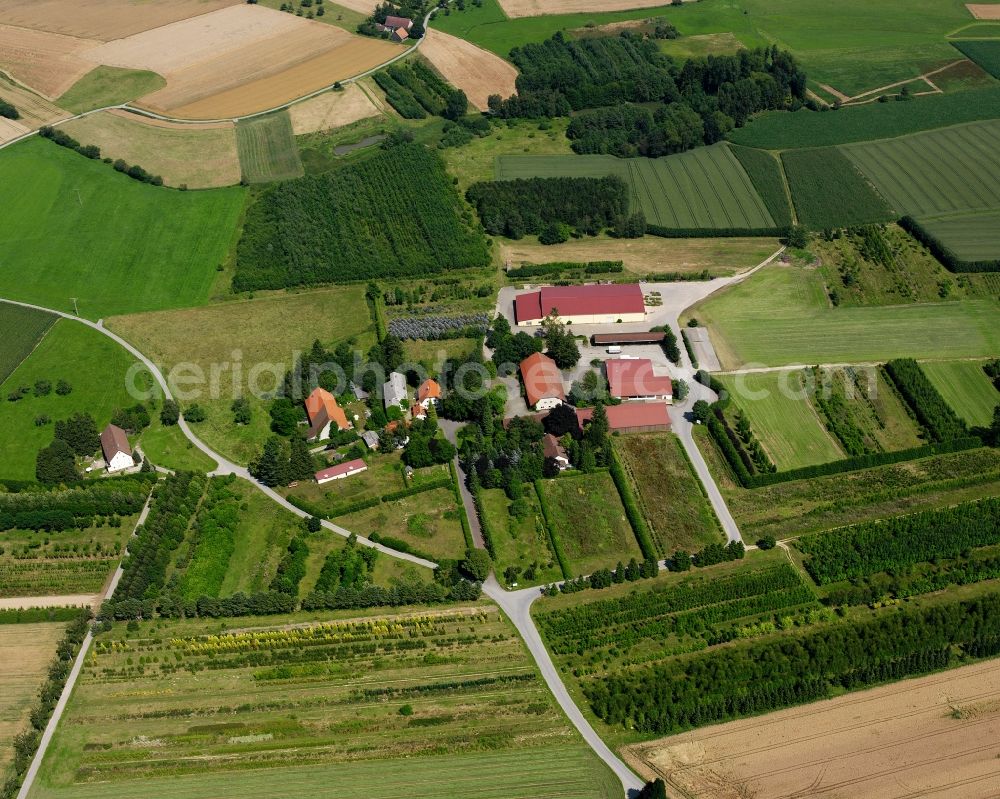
<box><xmin>61</xmin><ymin>110</ymin><xmax>240</xmax><ymax>189</ymax></box>
<box><xmin>952</xmin><ymin>38</ymin><xmax>1000</xmax><ymax>78</ymax></box>
<box><xmin>686</xmin><ymin>263</ymin><xmax>1000</xmax><ymax>369</ymax></box>
<box><xmin>719</xmin><ymin>371</ymin><xmax>845</xmax><ymax>470</ymax></box>
<box><xmin>480</xmin><ymin>486</ymin><xmax>562</xmax><ymax>587</ymax></box>
<box><xmin>0</xmin><ymin>74</ymin><xmax>68</xmax><ymax>129</ymax></box>
<box><xmin>497</xmin><ymin>143</ymin><xmax>776</xmax><ymax>230</ymax></box>
<box><xmin>538</xmin><ymin>471</ymin><xmax>642</xmax><ymax>576</ymax></box>
<box><xmin>0</xmin><ymin>137</ymin><xmax>245</xmax><ymax>318</ymax></box>
<box><xmin>0</xmin><ymin>319</ymin><xmax>150</xmax><ymax>481</ymax></box>
<box><xmin>781</xmin><ymin>146</ymin><xmax>894</xmax><ymax>229</ymax></box>
<box><xmin>235</xmin><ymin>112</ymin><xmax>304</xmax><ymax>184</ymax></box>
<box><xmin>403</xmin><ymin>336</ymin><xmax>481</xmax><ymax>367</ymax></box>
<box><xmin>626</xmin><ymin>658</ymin><xmax>1000</xmax><ymax>799</ymax></box>
<box><xmin>843</xmin><ymin>119</ymin><xmax>1000</xmax><ymax>218</ymax></box>
<box><xmin>30</xmin><ymin>606</ymin><xmax>620</xmax><ymax>799</ymax></box>
<box><xmin>614</xmin><ymin>434</ymin><xmax>721</xmax><ymax>555</ymax></box>
<box><xmin>921</xmin><ymin>359</ymin><xmax>999</xmax><ymax>427</ymax></box>
<box><xmin>337</xmin><ymin>486</ymin><xmax>468</xmax><ymax>561</ymax></box>
<box><xmin>288</xmin><ymin>84</ymin><xmax>381</xmax><ymax>135</ymax></box>
<box><xmin>136</xmin><ymin>418</ymin><xmax>217</xmax><ymax>473</ymax></box>
<box><xmin>420</xmin><ymin>29</ymin><xmax>519</xmax><ymax>112</ymax></box>
<box><xmin>0</xmin><ymin>623</ymin><xmax>65</xmax><ymax>780</ymax></box>
<box><xmin>729</xmin><ymin>144</ymin><xmax>793</xmax><ymax>227</ymax></box>
<box><xmin>0</xmin><ymin>116</ymin><xmax>28</xmax><ymax>146</ymax></box>
<box><xmin>106</xmin><ymin>284</ymin><xmax>373</xmax><ymax>466</ymax></box>
<box><xmin>500</xmin><ymin>236</ymin><xmax>780</xmax><ymax>277</ymax></box>
<box><xmin>0</xmin><ymin>304</ymin><xmax>55</xmax><ymax>385</ymax></box>
<box><xmin>55</xmin><ymin>66</ymin><xmax>164</xmax><ymax>114</ymax></box>
<box><xmin>0</xmin><ymin>24</ymin><xmax>95</xmax><ymax>99</ymax></box>
<box><xmin>917</xmin><ymin>210</ymin><xmax>1000</xmax><ymax>261</ymax></box>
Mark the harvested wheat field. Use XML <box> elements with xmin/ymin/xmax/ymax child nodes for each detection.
<box><xmin>0</xmin><ymin>74</ymin><xmax>68</xmax><ymax>128</ymax></box>
<box><xmin>0</xmin><ymin>25</ymin><xmax>96</xmax><ymax>98</ymax></box>
<box><xmin>625</xmin><ymin>659</ymin><xmax>1000</xmax><ymax>799</ymax></box>
<box><xmin>497</xmin><ymin>0</ymin><xmax>692</xmax><ymax>18</ymax></box>
<box><xmin>0</xmin><ymin>622</ymin><xmax>65</xmax><ymax>772</ymax></box>
<box><xmin>152</xmin><ymin>37</ymin><xmax>401</xmax><ymax>119</ymax></box>
<box><xmin>0</xmin><ymin>115</ymin><xmax>28</xmax><ymax>144</ymax></box>
<box><xmin>968</xmin><ymin>4</ymin><xmax>1000</xmax><ymax>19</ymax></box>
<box><xmin>79</xmin><ymin>5</ymin><xmax>308</xmax><ymax>75</ymax></box>
<box><xmin>61</xmin><ymin>109</ymin><xmax>240</xmax><ymax>188</ymax></box>
<box><xmin>0</xmin><ymin>0</ymin><xmax>240</xmax><ymax>41</ymax></box>
<box><xmin>330</xmin><ymin>0</ymin><xmax>380</xmax><ymax>13</ymax></box>
<box><xmin>421</xmin><ymin>29</ymin><xmax>518</xmax><ymax>111</ymax></box>
<box><xmin>289</xmin><ymin>83</ymin><xmax>380</xmax><ymax>134</ymax></box>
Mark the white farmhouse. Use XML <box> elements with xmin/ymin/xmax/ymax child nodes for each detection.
<box><xmin>100</xmin><ymin>424</ymin><xmax>135</xmax><ymax>473</ymax></box>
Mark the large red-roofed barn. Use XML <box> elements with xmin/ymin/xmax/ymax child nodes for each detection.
<box><xmin>514</xmin><ymin>284</ymin><xmax>646</xmax><ymax>326</ymax></box>
<box><xmin>575</xmin><ymin>403</ymin><xmax>671</xmax><ymax>433</ymax></box>
<box><xmin>606</xmin><ymin>358</ymin><xmax>673</xmax><ymax>403</ymax></box>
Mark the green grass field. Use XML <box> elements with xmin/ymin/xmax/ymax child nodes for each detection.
<box><xmin>843</xmin><ymin>120</ymin><xmax>1000</xmax><ymax>217</ymax></box>
<box><xmin>920</xmin><ymin>360</ymin><xmax>999</xmax><ymax>427</ymax></box>
<box><xmin>729</xmin><ymin>144</ymin><xmax>794</xmax><ymax>227</ymax></box>
<box><xmin>56</xmin><ymin>66</ymin><xmax>165</xmax><ymax>114</ymax></box>
<box><xmin>497</xmin><ymin>143</ymin><xmax>775</xmax><ymax>230</ymax></box>
<box><xmin>137</xmin><ymin>417</ymin><xmax>216</xmax><ymax>473</ymax></box>
<box><xmin>917</xmin><ymin>210</ymin><xmax>1000</xmax><ymax>261</ymax></box>
<box><xmin>0</xmin><ymin>138</ymin><xmax>245</xmax><ymax>318</ymax></box>
<box><xmin>729</xmin><ymin>87</ymin><xmax>1000</xmax><ymax>149</ymax></box>
<box><xmin>30</xmin><ymin>606</ymin><xmax>619</xmax><ymax>799</ymax></box>
<box><xmin>539</xmin><ymin>471</ymin><xmax>642</xmax><ymax>576</ymax></box>
<box><xmin>0</xmin><ymin>319</ymin><xmax>149</xmax><ymax>480</ymax></box>
<box><xmin>0</xmin><ymin>304</ymin><xmax>55</xmax><ymax>385</ymax></box>
<box><xmin>433</xmin><ymin>0</ymin><xmax>973</xmax><ymax>95</ymax></box>
<box><xmin>720</xmin><ymin>371</ymin><xmax>845</xmax><ymax>469</ymax></box>
<box><xmin>688</xmin><ymin>264</ymin><xmax>1000</xmax><ymax>369</ymax></box>
<box><xmin>235</xmin><ymin>112</ymin><xmax>304</xmax><ymax>184</ymax></box>
<box><xmin>614</xmin><ymin>434</ymin><xmax>721</xmax><ymax>555</ymax></box>
<box><xmin>481</xmin><ymin>486</ymin><xmax>562</xmax><ymax>587</ymax></box>
<box><xmin>781</xmin><ymin>147</ymin><xmax>894</xmax><ymax>228</ymax></box>
<box><xmin>952</xmin><ymin>39</ymin><xmax>1000</xmax><ymax>79</ymax></box>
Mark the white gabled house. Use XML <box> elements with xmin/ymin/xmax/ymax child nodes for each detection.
<box><xmin>100</xmin><ymin>424</ymin><xmax>135</xmax><ymax>473</ymax></box>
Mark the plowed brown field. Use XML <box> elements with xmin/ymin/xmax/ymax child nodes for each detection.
<box><xmin>0</xmin><ymin>25</ymin><xmax>95</xmax><ymax>97</ymax></box>
<box><xmin>420</xmin><ymin>29</ymin><xmax>518</xmax><ymax>111</ymax></box>
<box><xmin>288</xmin><ymin>83</ymin><xmax>380</xmax><ymax>133</ymax></box>
<box><xmin>0</xmin><ymin>0</ymin><xmax>241</xmax><ymax>41</ymax></box>
<box><xmin>624</xmin><ymin>659</ymin><xmax>1000</xmax><ymax>799</ymax></box>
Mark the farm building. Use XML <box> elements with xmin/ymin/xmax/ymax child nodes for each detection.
<box><xmin>315</xmin><ymin>458</ymin><xmax>368</xmax><ymax>485</ymax></box>
<box><xmin>606</xmin><ymin>358</ymin><xmax>673</xmax><ymax>403</ymax></box>
<box><xmin>391</xmin><ymin>27</ymin><xmax>409</xmax><ymax>42</ymax></box>
<box><xmin>305</xmin><ymin>387</ymin><xmax>351</xmax><ymax>442</ymax></box>
<box><xmin>591</xmin><ymin>331</ymin><xmax>666</xmax><ymax>346</ymax></box>
<box><xmin>382</xmin><ymin>15</ymin><xmax>413</xmax><ymax>30</ymax></box>
<box><xmin>520</xmin><ymin>352</ymin><xmax>565</xmax><ymax>411</ymax></box>
<box><xmin>514</xmin><ymin>284</ymin><xmax>646</xmax><ymax>326</ymax></box>
<box><xmin>410</xmin><ymin>403</ymin><xmax>428</xmax><ymax>421</ymax></box>
<box><xmin>418</xmin><ymin>379</ymin><xmax>441</xmax><ymax>408</ymax></box>
<box><xmin>361</xmin><ymin>430</ymin><xmax>380</xmax><ymax>450</ymax></box>
<box><xmin>100</xmin><ymin>424</ymin><xmax>135</xmax><ymax>473</ymax></box>
<box><xmin>383</xmin><ymin>371</ymin><xmax>408</xmax><ymax>410</ymax></box>
<box><xmin>542</xmin><ymin>433</ymin><xmax>570</xmax><ymax>470</ymax></box>
<box><xmin>576</xmin><ymin>403</ymin><xmax>671</xmax><ymax>434</ymax></box>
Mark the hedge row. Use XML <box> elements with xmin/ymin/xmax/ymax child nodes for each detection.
<box><xmin>0</xmin><ymin>606</ymin><xmax>83</xmax><ymax>625</ymax></box>
<box><xmin>468</xmin><ymin>474</ymin><xmax>497</xmax><ymax>559</ymax></box>
<box><xmin>647</xmin><ymin>225</ymin><xmax>783</xmax><ymax>239</ymax></box>
<box><xmin>302</xmin><ymin>579</ymin><xmax>481</xmax><ymax>611</ymax></box>
<box><xmin>369</xmin><ymin>532</ymin><xmax>435</xmax><ymax>563</ymax></box>
<box><xmin>899</xmin><ymin>215</ymin><xmax>1000</xmax><ymax>273</ymax></box>
<box><xmin>681</xmin><ymin>330</ymin><xmax>700</xmax><ymax>369</ymax></box>
<box><xmin>505</xmin><ymin>260</ymin><xmax>624</xmax><ymax>279</ymax></box>
<box><xmin>884</xmin><ymin>358</ymin><xmax>968</xmax><ymax>442</ymax></box>
<box><xmin>534</xmin><ymin>479</ymin><xmax>572</xmax><ymax>579</ymax></box>
<box><xmin>609</xmin><ymin>448</ymin><xmax>658</xmax><ymax>560</ymax></box>
<box><xmin>450</xmin><ymin>461</ymin><xmax>474</xmax><ymax>551</ymax></box>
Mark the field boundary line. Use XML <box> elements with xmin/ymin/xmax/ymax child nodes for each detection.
<box><xmin>0</xmin><ymin>309</ymin><xmax>57</xmax><ymax>385</ymax></box>
<box><xmin>723</xmin><ymin>144</ymin><xmax>774</xmax><ymax>228</ymax></box>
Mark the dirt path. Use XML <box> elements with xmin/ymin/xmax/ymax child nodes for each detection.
<box><xmin>841</xmin><ymin>59</ymin><xmax>965</xmax><ymax>103</ymax></box>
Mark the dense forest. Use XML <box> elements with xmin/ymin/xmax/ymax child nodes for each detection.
<box><xmin>465</xmin><ymin>176</ymin><xmax>629</xmax><ymax>238</ymax></box>
<box><xmin>234</xmin><ymin>141</ymin><xmax>490</xmax><ymax>291</ymax></box>
<box><xmin>488</xmin><ymin>35</ymin><xmax>807</xmax><ymax>158</ymax></box>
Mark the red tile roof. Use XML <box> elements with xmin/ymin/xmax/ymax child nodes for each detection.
<box><xmin>514</xmin><ymin>284</ymin><xmax>644</xmax><ymax>324</ymax></box>
<box><xmin>576</xmin><ymin>403</ymin><xmax>671</xmax><ymax>431</ymax></box>
<box><xmin>520</xmin><ymin>352</ymin><xmax>565</xmax><ymax>407</ymax></box>
<box><xmin>542</xmin><ymin>433</ymin><xmax>568</xmax><ymax>461</ymax></box>
<box><xmin>315</xmin><ymin>458</ymin><xmax>367</xmax><ymax>482</ymax></box>
<box><xmin>384</xmin><ymin>14</ymin><xmax>412</xmax><ymax>28</ymax></box>
<box><xmin>606</xmin><ymin>358</ymin><xmax>672</xmax><ymax>399</ymax></box>
<box><xmin>305</xmin><ymin>387</ymin><xmax>350</xmax><ymax>432</ymax></box>
<box><xmin>418</xmin><ymin>379</ymin><xmax>441</xmax><ymax>402</ymax></box>
<box><xmin>100</xmin><ymin>423</ymin><xmax>131</xmax><ymax>459</ymax></box>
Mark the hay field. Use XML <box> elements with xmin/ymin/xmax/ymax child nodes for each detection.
<box><xmin>921</xmin><ymin>359</ymin><xmax>1000</xmax><ymax>427</ymax></box>
<box><xmin>0</xmin><ymin>623</ymin><xmax>64</xmax><ymax>774</ymax></box>
<box><xmin>0</xmin><ymin>115</ymin><xmax>28</xmax><ymax>144</ymax></box>
<box><xmin>625</xmin><ymin>658</ymin><xmax>1000</xmax><ymax>799</ymax></box>
<box><xmin>0</xmin><ymin>0</ymin><xmax>240</xmax><ymax>41</ymax></box>
<box><xmin>497</xmin><ymin>0</ymin><xmax>689</xmax><ymax>18</ymax></box>
<box><xmin>918</xmin><ymin>210</ymin><xmax>1000</xmax><ymax>261</ymax></box>
<box><xmin>420</xmin><ymin>29</ymin><xmax>518</xmax><ymax>111</ymax></box>
<box><xmin>0</xmin><ymin>25</ymin><xmax>95</xmax><ymax>98</ymax></box>
<box><xmin>235</xmin><ymin>112</ymin><xmax>304</xmax><ymax>183</ymax></box>
<box><xmin>968</xmin><ymin>3</ymin><xmax>1000</xmax><ymax>19</ymax></box>
<box><xmin>0</xmin><ymin>74</ymin><xmax>68</xmax><ymax>128</ymax></box>
<box><xmin>288</xmin><ymin>84</ymin><xmax>380</xmax><ymax>134</ymax></box>
<box><xmin>61</xmin><ymin>110</ymin><xmax>240</xmax><ymax>188</ymax></box>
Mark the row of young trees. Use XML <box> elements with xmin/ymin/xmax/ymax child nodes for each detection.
<box><xmin>0</xmin><ymin>477</ymin><xmax>151</xmax><ymax>532</ymax></box>
<box><xmin>39</xmin><ymin>126</ymin><xmax>163</xmax><ymax>185</ymax></box>
<box><xmin>884</xmin><ymin>358</ymin><xmax>969</xmax><ymax>442</ymax></box>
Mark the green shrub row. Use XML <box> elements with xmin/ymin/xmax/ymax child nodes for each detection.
<box><xmin>505</xmin><ymin>260</ymin><xmax>624</xmax><ymax>279</ymax></box>
<box><xmin>467</xmin><ymin>473</ymin><xmax>496</xmax><ymax>559</ymax></box>
<box><xmin>609</xmin><ymin>448</ymin><xmax>658</xmax><ymax>560</ymax></box>
<box><xmin>884</xmin><ymin>358</ymin><xmax>968</xmax><ymax>442</ymax></box>
<box><xmin>368</xmin><ymin>532</ymin><xmax>435</xmax><ymax>563</ymax></box>
<box><xmin>0</xmin><ymin>606</ymin><xmax>84</xmax><ymax>625</ymax></box>
<box><xmin>647</xmin><ymin>225</ymin><xmax>782</xmax><ymax>238</ymax></box>
<box><xmin>288</xmin><ymin>476</ymin><xmax>453</xmax><ymax>520</ymax></box>
<box><xmin>899</xmin><ymin>215</ymin><xmax>1000</xmax><ymax>273</ymax></box>
<box><xmin>450</xmin><ymin>461</ymin><xmax>474</xmax><ymax>551</ymax></box>
<box><xmin>534</xmin><ymin>479</ymin><xmax>572</xmax><ymax>579</ymax></box>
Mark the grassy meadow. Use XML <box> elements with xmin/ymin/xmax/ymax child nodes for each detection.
<box><xmin>0</xmin><ymin>138</ymin><xmax>245</xmax><ymax>318</ymax></box>
<box><xmin>614</xmin><ymin>434</ymin><xmax>721</xmax><ymax>555</ymax></box>
<box><xmin>56</xmin><ymin>66</ymin><xmax>165</xmax><ymax>114</ymax></box>
<box><xmin>687</xmin><ymin>264</ymin><xmax>1000</xmax><ymax>369</ymax></box>
<box><xmin>106</xmin><ymin>285</ymin><xmax>374</xmax><ymax>466</ymax></box>
<box><xmin>481</xmin><ymin>486</ymin><xmax>562</xmax><ymax>587</ymax></box>
<box><xmin>235</xmin><ymin>112</ymin><xmax>304</xmax><ymax>184</ymax></box>
<box><xmin>0</xmin><ymin>304</ymin><xmax>55</xmax><ymax>384</ymax></box>
<box><xmin>29</xmin><ymin>607</ymin><xmax>620</xmax><ymax>799</ymax></box>
<box><xmin>920</xmin><ymin>360</ymin><xmax>999</xmax><ymax>427</ymax></box>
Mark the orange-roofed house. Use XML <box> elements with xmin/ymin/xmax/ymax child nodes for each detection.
<box><xmin>520</xmin><ymin>352</ymin><xmax>564</xmax><ymax>411</ymax></box>
<box><xmin>410</xmin><ymin>403</ymin><xmax>427</xmax><ymax>421</ymax></box>
<box><xmin>304</xmin><ymin>387</ymin><xmax>352</xmax><ymax>442</ymax></box>
<box><xmin>418</xmin><ymin>379</ymin><xmax>441</xmax><ymax>409</ymax></box>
